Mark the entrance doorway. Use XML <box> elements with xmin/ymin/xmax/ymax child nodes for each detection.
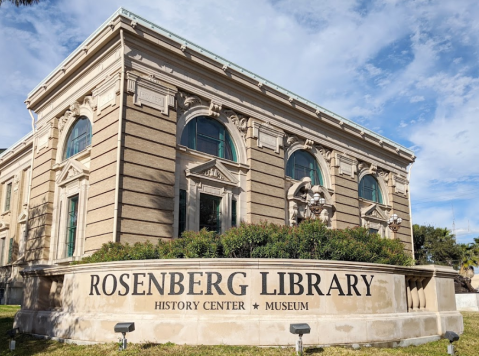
<box><xmin>199</xmin><ymin>194</ymin><xmax>221</xmax><ymax>234</ymax></box>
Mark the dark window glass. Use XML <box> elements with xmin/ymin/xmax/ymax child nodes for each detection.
<box><xmin>181</xmin><ymin>116</ymin><xmax>237</xmax><ymax>162</ymax></box>
<box><xmin>178</xmin><ymin>189</ymin><xmax>187</xmax><ymax>237</ymax></box>
<box><xmin>369</xmin><ymin>228</ymin><xmax>379</xmax><ymax>235</ymax></box>
<box><xmin>286</xmin><ymin>150</ymin><xmax>323</xmax><ymax>186</ymax></box>
<box><xmin>67</xmin><ymin>195</ymin><xmax>79</xmax><ymax>257</ymax></box>
<box><xmin>199</xmin><ymin>194</ymin><xmax>221</xmax><ymax>234</ymax></box>
<box><xmin>0</xmin><ymin>238</ymin><xmax>5</xmax><ymax>266</ymax></box>
<box><xmin>359</xmin><ymin>175</ymin><xmax>383</xmax><ymax>203</ymax></box>
<box><xmin>7</xmin><ymin>238</ymin><xmax>13</xmax><ymax>264</ymax></box>
<box><xmin>4</xmin><ymin>183</ymin><xmax>12</xmax><ymax>211</ymax></box>
<box><xmin>64</xmin><ymin>116</ymin><xmax>92</xmax><ymax>160</ymax></box>
<box><xmin>231</xmin><ymin>200</ymin><xmax>237</xmax><ymax>228</ymax></box>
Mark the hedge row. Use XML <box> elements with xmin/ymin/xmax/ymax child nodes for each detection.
<box><xmin>79</xmin><ymin>219</ymin><xmax>412</xmax><ymax>266</ymax></box>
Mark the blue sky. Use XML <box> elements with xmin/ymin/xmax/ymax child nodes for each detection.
<box><xmin>1</xmin><ymin>0</ymin><xmax>478</xmax><ymax>245</ymax></box>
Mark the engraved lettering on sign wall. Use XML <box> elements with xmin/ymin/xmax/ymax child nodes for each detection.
<box><xmin>88</xmin><ymin>271</ymin><xmax>374</xmax><ymax>312</ymax></box>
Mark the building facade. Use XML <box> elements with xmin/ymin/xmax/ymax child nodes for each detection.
<box><xmin>0</xmin><ymin>133</ymin><xmax>33</xmax><ymax>304</ymax></box>
<box><xmin>1</xmin><ymin>8</ymin><xmax>415</xmax><ymax>303</ymax></box>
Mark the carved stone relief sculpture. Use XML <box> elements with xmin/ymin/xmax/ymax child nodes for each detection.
<box><xmin>177</xmin><ymin>91</ymin><xmax>203</xmax><ymax>116</ymax></box>
<box><xmin>223</xmin><ymin>109</ymin><xmax>248</xmax><ymax>142</ymax></box>
<box><xmin>286</xmin><ymin>177</ymin><xmax>333</xmax><ymax>227</ymax></box>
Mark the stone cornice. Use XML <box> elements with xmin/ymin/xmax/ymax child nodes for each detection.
<box><xmin>20</xmin><ymin>259</ymin><xmax>457</xmax><ymax>279</ymax></box>
<box><xmin>24</xmin><ymin>8</ymin><xmax>414</xmax><ymax>168</ymax></box>
<box><xmin>126</xmin><ymin>42</ymin><xmax>411</xmax><ymax>175</ymax></box>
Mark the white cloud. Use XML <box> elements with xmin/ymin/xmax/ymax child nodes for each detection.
<box><xmin>1</xmin><ymin>0</ymin><xmax>479</xmax><ymax>243</ymax></box>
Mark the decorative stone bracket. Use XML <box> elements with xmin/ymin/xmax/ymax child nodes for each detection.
<box><xmin>127</xmin><ymin>72</ymin><xmax>176</xmax><ymax>115</ymax></box>
<box><xmin>223</xmin><ymin>109</ymin><xmax>248</xmax><ymax>142</ymax></box>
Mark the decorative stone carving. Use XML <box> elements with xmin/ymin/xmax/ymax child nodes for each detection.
<box><xmin>177</xmin><ymin>91</ymin><xmax>203</xmax><ymax>116</ymax></box>
<box><xmin>317</xmin><ymin>145</ymin><xmax>332</xmax><ymax>166</ymax></box>
<box><xmin>357</xmin><ymin>162</ymin><xmax>366</xmax><ymax>172</ymax></box>
<box><xmin>286</xmin><ymin>177</ymin><xmax>334</xmax><ymax>227</ymax></box>
<box><xmin>290</xmin><ymin>202</ymin><xmax>298</xmax><ymax>226</ymax></box>
<box><xmin>203</xmin><ymin>168</ymin><xmax>225</xmax><ymax>181</ymax></box>
<box><xmin>393</xmin><ymin>174</ymin><xmax>408</xmax><ymax>195</ymax></box>
<box><xmin>359</xmin><ymin>203</ymin><xmax>390</xmax><ymax>237</ymax></box>
<box><xmin>58</xmin><ymin>101</ymin><xmax>80</xmax><ymax>133</ymax></box>
<box><xmin>0</xmin><ymin>220</ymin><xmax>10</xmax><ymax>231</ymax></box>
<box><xmin>186</xmin><ymin>159</ymin><xmax>239</xmax><ymax>186</ymax></box>
<box><xmin>369</xmin><ymin>164</ymin><xmax>377</xmax><ymax>175</ymax></box>
<box><xmin>252</xmin><ymin>121</ymin><xmax>284</xmax><ymax>154</ymax></box>
<box><xmin>223</xmin><ymin>109</ymin><xmax>248</xmax><ymax>142</ymax></box>
<box><xmin>333</xmin><ymin>153</ymin><xmax>357</xmax><ymax>178</ymax></box>
<box><xmin>377</xmin><ymin>168</ymin><xmax>389</xmax><ymax>182</ymax></box>
<box><xmin>285</xmin><ymin>135</ymin><xmax>298</xmax><ymax>147</ymax></box>
<box><xmin>126</xmin><ymin>72</ymin><xmax>176</xmax><ymax>115</ymax></box>
<box><xmin>57</xmin><ymin>160</ymin><xmax>89</xmax><ymax>186</ymax></box>
<box><xmin>209</xmin><ymin>101</ymin><xmax>222</xmax><ymax>118</ymax></box>
<box><xmin>303</xmin><ymin>139</ymin><xmax>314</xmax><ymax>150</ymax></box>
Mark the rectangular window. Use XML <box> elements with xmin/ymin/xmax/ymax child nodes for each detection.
<box><xmin>7</xmin><ymin>238</ymin><xmax>13</xmax><ymax>264</ymax></box>
<box><xmin>369</xmin><ymin>228</ymin><xmax>379</xmax><ymax>235</ymax></box>
<box><xmin>178</xmin><ymin>189</ymin><xmax>187</xmax><ymax>237</ymax></box>
<box><xmin>199</xmin><ymin>194</ymin><xmax>221</xmax><ymax>234</ymax></box>
<box><xmin>0</xmin><ymin>238</ymin><xmax>5</xmax><ymax>266</ymax></box>
<box><xmin>231</xmin><ymin>200</ymin><xmax>237</xmax><ymax>228</ymax></box>
<box><xmin>66</xmin><ymin>195</ymin><xmax>79</xmax><ymax>257</ymax></box>
<box><xmin>4</xmin><ymin>183</ymin><xmax>12</xmax><ymax>211</ymax></box>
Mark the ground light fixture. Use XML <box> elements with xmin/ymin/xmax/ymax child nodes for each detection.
<box><xmin>6</xmin><ymin>327</ymin><xmax>19</xmax><ymax>350</ymax></box>
<box><xmin>308</xmin><ymin>192</ymin><xmax>326</xmax><ymax>217</ymax></box>
<box><xmin>387</xmin><ymin>213</ymin><xmax>402</xmax><ymax>233</ymax></box>
<box><xmin>444</xmin><ymin>330</ymin><xmax>459</xmax><ymax>355</ymax></box>
<box><xmin>114</xmin><ymin>322</ymin><xmax>135</xmax><ymax>351</ymax></box>
<box><xmin>290</xmin><ymin>323</ymin><xmax>311</xmax><ymax>355</ymax></box>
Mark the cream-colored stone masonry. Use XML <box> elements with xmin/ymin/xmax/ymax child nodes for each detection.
<box><xmin>14</xmin><ymin>260</ymin><xmax>462</xmax><ymax>346</ymax></box>
<box><xmin>19</xmin><ymin>8</ymin><xmax>415</xmax><ymax>266</ymax></box>
<box><xmin>0</xmin><ymin>132</ymin><xmax>33</xmax><ymax>304</ymax></box>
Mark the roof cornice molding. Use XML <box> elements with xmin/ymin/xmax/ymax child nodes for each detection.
<box><xmin>25</xmin><ymin>7</ymin><xmax>415</xmax><ymax>161</ymax></box>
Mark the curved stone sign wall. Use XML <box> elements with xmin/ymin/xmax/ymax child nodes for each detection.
<box><xmin>15</xmin><ymin>259</ymin><xmax>462</xmax><ymax>346</ymax></box>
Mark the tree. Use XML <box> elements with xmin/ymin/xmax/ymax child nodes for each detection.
<box><xmin>413</xmin><ymin>224</ymin><xmax>462</xmax><ymax>268</ymax></box>
<box><xmin>0</xmin><ymin>0</ymin><xmax>40</xmax><ymax>6</ymax></box>
<box><xmin>458</xmin><ymin>238</ymin><xmax>479</xmax><ymax>277</ymax></box>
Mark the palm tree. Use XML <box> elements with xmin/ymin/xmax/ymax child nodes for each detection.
<box><xmin>459</xmin><ymin>242</ymin><xmax>479</xmax><ymax>277</ymax></box>
<box><xmin>0</xmin><ymin>0</ymin><xmax>40</xmax><ymax>6</ymax></box>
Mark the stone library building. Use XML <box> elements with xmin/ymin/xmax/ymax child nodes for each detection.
<box><xmin>0</xmin><ymin>8</ymin><xmax>415</xmax><ymax>305</ymax></box>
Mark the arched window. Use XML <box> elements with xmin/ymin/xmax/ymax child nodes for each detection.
<box><xmin>181</xmin><ymin>116</ymin><xmax>237</xmax><ymax>162</ymax></box>
<box><xmin>359</xmin><ymin>175</ymin><xmax>383</xmax><ymax>203</ymax></box>
<box><xmin>63</xmin><ymin>116</ymin><xmax>92</xmax><ymax>160</ymax></box>
<box><xmin>286</xmin><ymin>150</ymin><xmax>323</xmax><ymax>186</ymax></box>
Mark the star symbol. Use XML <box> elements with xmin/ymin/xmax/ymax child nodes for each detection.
<box><xmin>253</xmin><ymin>303</ymin><xmax>259</xmax><ymax>309</ymax></box>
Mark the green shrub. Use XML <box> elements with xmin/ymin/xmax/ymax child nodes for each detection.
<box><xmin>78</xmin><ymin>219</ymin><xmax>412</xmax><ymax>266</ymax></box>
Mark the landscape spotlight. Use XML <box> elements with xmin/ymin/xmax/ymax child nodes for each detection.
<box><xmin>114</xmin><ymin>322</ymin><xmax>135</xmax><ymax>351</ymax></box>
<box><xmin>290</xmin><ymin>323</ymin><xmax>311</xmax><ymax>355</ymax></box>
<box><xmin>6</xmin><ymin>327</ymin><xmax>20</xmax><ymax>351</ymax></box>
<box><xmin>444</xmin><ymin>331</ymin><xmax>459</xmax><ymax>355</ymax></box>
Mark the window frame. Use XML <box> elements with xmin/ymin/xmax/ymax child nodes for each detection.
<box><xmin>3</xmin><ymin>182</ymin><xmax>12</xmax><ymax>212</ymax></box>
<box><xmin>286</xmin><ymin>150</ymin><xmax>323</xmax><ymax>186</ymax></box>
<box><xmin>63</xmin><ymin>116</ymin><xmax>92</xmax><ymax>161</ymax></box>
<box><xmin>358</xmin><ymin>175</ymin><xmax>383</xmax><ymax>204</ymax></box>
<box><xmin>181</xmin><ymin>116</ymin><xmax>237</xmax><ymax>162</ymax></box>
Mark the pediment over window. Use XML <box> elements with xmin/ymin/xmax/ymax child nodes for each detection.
<box><xmin>360</xmin><ymin>203</ymin><xmax>388</xmax><ymax>222</ymax></box>
<box><xmin>57</xmin><ymin>159</ymin><xmax>90</xmax><ymax>186</ymax></box>
<box><xmin>0</xmin><ymin>220</ymin><xmax>9</xmax><ymax>231</ymax></box>
<box><xmin>185</xmin><ymin>159</ymin><xmax>239</xmax><ymax>186</ymax></box>
<box><xmin>18</xmin><ymin>210</ymin><xmax>28</xmax><ymax>223</ymax></box>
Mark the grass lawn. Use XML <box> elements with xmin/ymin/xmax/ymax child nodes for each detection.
<box><xmin>1</xmin><ymin>305</ymin><xmax>477</xmax><ymax>355</ymax></box>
